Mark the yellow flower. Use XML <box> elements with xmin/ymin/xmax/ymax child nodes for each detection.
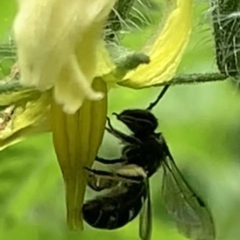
<box><xmin>13</xmin><ymin>0</ymin><xmax>116</xmax><ymax>114</ymax></box>
<box><xmin>51</xmin><ymin>78</ymin><xmax>107</xmax><ymax>230</ymax></box>
<box><xmin>2</xmin><ymin>0</ymin><xmax>193</xmax><ymax>231</ymax></box>
<box><xmin>118</xmin><ymin>0</ymin><xmax>193</xmax><ymax>88</ymax></box>
<box><xmin>11</xmin><ymin>0</ymin><xmax>116</xmax><ymax>230</ymax></box>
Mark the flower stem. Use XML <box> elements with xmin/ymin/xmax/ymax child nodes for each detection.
<box><xmin>152</xmin><ymin>73</ymin><xmax>228</xmax><ymax>87</ymax></box>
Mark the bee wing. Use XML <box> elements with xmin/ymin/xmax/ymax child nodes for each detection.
<box><xmin>162</xmin><ymin>155</ymin><xmax>216</xmax><ymax>240</ymax></box>
<box><xmin>139</xmin><ymin>179</ymin><xmax>152</xmax><ymax>240</ymax></box>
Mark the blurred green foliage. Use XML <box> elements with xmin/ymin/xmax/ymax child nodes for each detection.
<box><xmin>1</xmin><ymin>1</ymin><xmax>240</xmax><ymax>240</ymax></box>
<box><xmin>0</xmin><ymin>0</ymin><xmax>16</xmax><ymax>40</ymax></box>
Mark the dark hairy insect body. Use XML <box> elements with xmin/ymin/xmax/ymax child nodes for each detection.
<box><xmin>83</xmin><ymin>182</ymin><xmax>146</xmax><ymax>229</ymax></box>
<box><xmin>121</xmin><ymin>132</ymin><xmax>167</xmax><ymax>178</ymax></box>
<box><xmin>83</xmin><ymin>111</ymin><xmax>167</xmax><ymax>232</ymax></box>
<box><xmin>82</xmin><ymin>108</ymin><xmax>166</xmax><ymax>236</ymax></box>
<box><xmin>82</xmin><ymin>85</ymin><xmax>216</xmax><ymax>240</ymax></box>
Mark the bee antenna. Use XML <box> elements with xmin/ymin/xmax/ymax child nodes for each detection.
<box><xmin>146</xmin><ymin>85</ymin><xmax>170</xmax><ymax>111</ymax></box>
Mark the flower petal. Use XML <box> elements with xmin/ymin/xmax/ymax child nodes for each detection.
<box><xmin>51</xmin><ymin>78</ymin><xmax>107</xmax><ymax>230</ymax></box>
<box><xmin>13</xmin><ymin>0</ymin><xmax>116</xmax><ymax>112</ymax></box>
<box><xmin>53</xmin><ymin>54</ymin><xmax>103</xmax><ymax>114</ymax></box>
<box><xmin>96</xmin><ymin>41</ymin><xmax>150</xmax><ymax>86</ymax></box>
<box><xmin>118</xmin><ymin>0</ymin><xmax>193</xmax><ymax>88</ymax></box>
<box><xmin>0</xmin><ymin>89</ymin><xmax>50</xmax><ymax>150</ymax></box>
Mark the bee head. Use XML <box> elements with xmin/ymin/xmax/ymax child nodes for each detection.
<box><xmin>114</xmin><ymin>109</ymin><xmax>158</xmax><ymax>135</ymax></box>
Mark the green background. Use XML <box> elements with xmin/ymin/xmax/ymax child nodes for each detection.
<box><xmin>0</xmin><ymin>1</ymin><xmax>240</xmax><ymax>240</ymax></box>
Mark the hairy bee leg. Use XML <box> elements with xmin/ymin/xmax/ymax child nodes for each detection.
<box><xmin>105</xmin><ymin>117</ymin><xmax>141</xmax><ymax>144</ymax></box>
<box><xmin>146</xmin><ymin>85</ymin><xmax>170</xmax><ymax>110</ymax></box>
<box><xmin>84</xmin><ymin>167</ymin><xmax>141</xmax><ymax>183</ymax></box>
<box><xmin>95</xmin><ymin>156</ymin><xmax>126</xmax><ymax>164</ymax></box>
<box><xmin>85</xmin><ymin>167</ymin><xmax>114</xmax><ymax>177</ymax></box>
<box><xmin>86</xmin><ymin>170</ymin><xmax>119</xmax><ymax>192</ymax></box>
<box><xmin>116</xmin><ymin>173</ymin><xmax>144</xmax><ymax>182</ymax></box>
<box><xmin>106</xmin><ymin>116</ymin><xmax>114</xmax><ymax>130</ymax></box>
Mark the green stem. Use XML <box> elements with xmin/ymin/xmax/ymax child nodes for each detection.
<box><xmin>152</xmin><ymin>73</ymin><xmax>228</xmax><ymax>87</ymax></box>
<box><xmin>0</xmin><ymin>73</ymin><xmax>228</xmax><ymax>97</ymax></box>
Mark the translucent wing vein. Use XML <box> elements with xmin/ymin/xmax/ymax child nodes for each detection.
<box><xmin>162</xmin><ymin>155</ymin><xmax>215</xmax><ymax>240</ymax></box>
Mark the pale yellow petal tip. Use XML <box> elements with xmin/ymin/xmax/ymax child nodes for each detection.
<box><xmin>13</xmin><ymin>0</ymin><xmax>115</xmax><ymax>113</ymax></box>
<box><xmin>53</xmin><ymin>91</ymin><xmax>104</xmax><ymax>115</ymax></box>
<box><xmin>53</xmin><ymin>79</ymin><xmax>104</xmax><ymax>115</ymax></box>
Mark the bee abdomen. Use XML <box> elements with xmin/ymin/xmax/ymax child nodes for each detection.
<box><xmin>82</xmin><ymin>184</ymin><xmax>146</xmax><ymax>229</ymax></box>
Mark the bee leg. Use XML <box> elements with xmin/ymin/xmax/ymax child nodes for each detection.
<box><xmin>84</xmin><ymin>167</ymin><xmax>116</xmax><ymax>178</ymax></box>
<box><xmin>86</xmin><ymin>169</ymin><xmax>119</xmax><ymax>192</ymax></box>
<box><xmin>105</xmin><ymin>117</ymin><xmax>141</xmax><ymax>145</ymax></box>
<box><xmin>115</xmin><ymin>173</ymin><xmax>144</xmax><ymax>183</ymax></box>
<box><xmin>95</xmin><ymin>156</ymin><xmax>126</xmax><ymax>165</ymax></box>
<box><xmin>84</xmin><ymin>167</ymin><xmax>140</xmax><ymax>184</ymax></box>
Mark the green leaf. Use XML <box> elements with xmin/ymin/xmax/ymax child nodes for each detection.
<box><xmin>0</xmin><ymin>1</ymin><xmax>17</xmax><ymax>39</ymax></box>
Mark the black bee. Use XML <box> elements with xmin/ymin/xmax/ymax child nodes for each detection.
<box><xmin>82</xmin><ymin>85</ymin><xmax>216</xmax><ymax>240</ymax></box>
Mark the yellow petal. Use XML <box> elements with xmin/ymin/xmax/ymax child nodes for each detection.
<box><xmin>13</xmin><ymin>0</ymin><xmax>116</xmax><ymax>113</ymax></box>
<box><xmin>96</xmin><ymin>41</ymin><xmax>150</xmax><ymax>87</ymax></box>
<box><xmin>51</xmin><ymin>78</ymin><xmax>107</xmax><ymax>230</ymax></box>
<box><xmin>53</xmin><ymin>54</ymin><xmax>103</xmax><ymax>114</ymax></box>
<box><xmin>96</xmin><ymin>41</ymin><xmax>116</xmax><ymax>79</ymax></box>
<box><xmin>0</xmin><ymin>90</ymin><xmax>50</xmax><ymax>150</ymax></box>
<box><xmin>118</xmin><ymin>0</ymin><xmax>193</xmax><ymax>88</ymax></box>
